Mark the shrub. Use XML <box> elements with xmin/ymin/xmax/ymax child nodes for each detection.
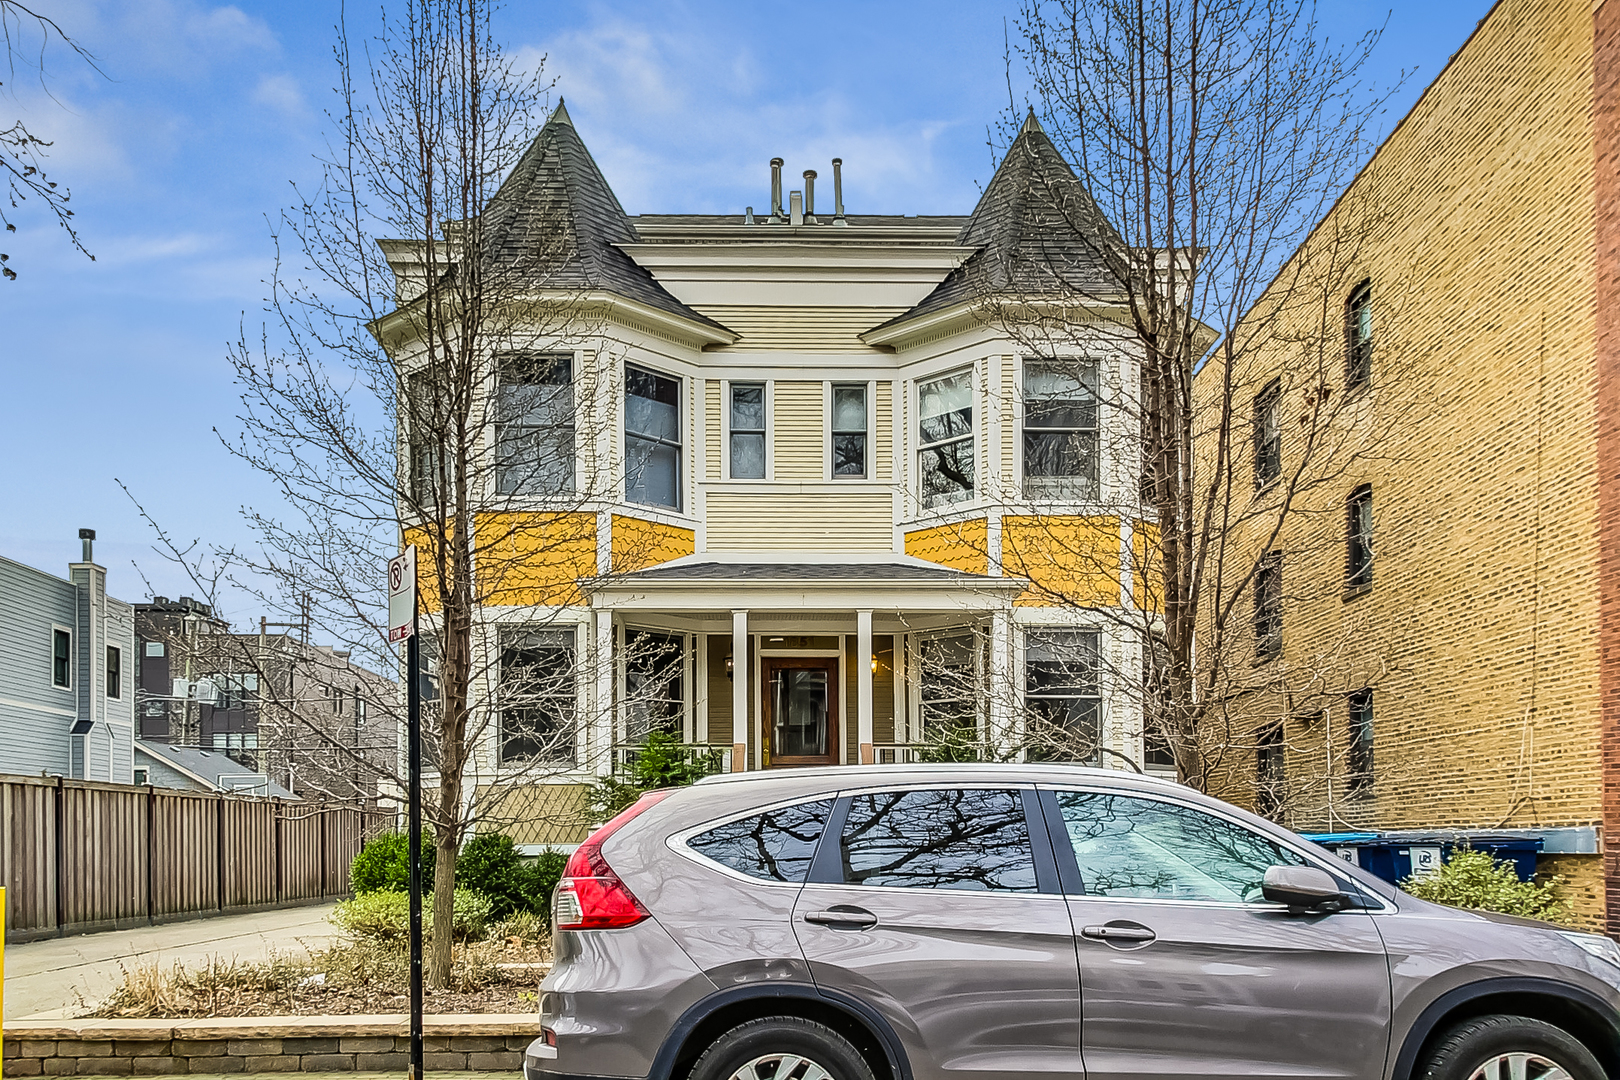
<box><xmin>1400</xmin><ymin>846</ymin><xmax>1571</xmax><ymax>925</ymax></box>
<box><xmin>458</xmin><ymin>833</ymin><xmax>528</xmax><ymax>918</ymax></box>
<box><xmin>530</xmin><ymin>849</ymin><xmax>567</xmax><ymax>925</ymax></box>
<box><xmin>590</xmin><ymin>730</ymin><xmax>723</xmax><ymax>818</ymax></box>
<box><xmin>351</xmin><ymin>832</ymin><xmax>436</xmax><ymax>894</ymax></box>
<box><xmin>332</xmin><ymin>886</ymin><xmax>493</xmax><ymax>942</ymax></box>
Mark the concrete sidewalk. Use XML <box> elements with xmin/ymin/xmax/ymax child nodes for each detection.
<box><xmin>3</xmin><ymin>903</ymin><xmax>341</xmax><ymax>1020</ymax></box>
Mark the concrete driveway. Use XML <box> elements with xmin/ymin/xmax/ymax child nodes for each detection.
<box><xmin>4</xmin><ymin>902</ymin><xmax>341</xmax><ymax>1020</ymax></box>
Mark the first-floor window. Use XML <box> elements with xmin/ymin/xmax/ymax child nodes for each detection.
<box><xmin>917</xmin><ymin>633</ymin><xmax>979</xmax><ymax>750</ymax></box>
<box><xmin>918</xmin><ymin>370</ymin><xmax>974</xmax><ymax>508</ymax></box>
<box><xmin>1256</xmin><ymin>724</ymin><xmax>1286</xmax><ymax>820</ymax></box>
<box><xmin>1023</xmin><ymin>360</ymin><xmax>1099</xmax><ymax>500</ymax></box>
<box><xmin>832</xmin><ymin>383</ymin><xmax>868</xmax><ymax>478</ymax></box>
<box><xmin>499</xmin><ymin>628</ymin><xmax>577</xmax><ymax>765</ymax></box>
<box><xmin>53</xmin><ymin>628</ymin><xmax>71</xmax><ymax>688</ymax></box>
<box><xmin>1025</xmin><ymin>630</ymin><xmax>1102</xmax><ymax>764</ymax></box>
<box><xmin>625</xmin><ymin>629</ymin><xmax>685</xmax><ymax>742</ymax></box>
<box><xmin>106</xmin><ymin>646</ymin><xmax>121</xmax><ymax>699</ymax></box>
<box><xmin>626</xmin><ymin>365</ymin><xmax>682</xmax><ymax>510</ymax></box>
<box><xmin>1348</xmin><ymin>689</ymin><xmax>1374</xmax><ymax>795</ymax></box>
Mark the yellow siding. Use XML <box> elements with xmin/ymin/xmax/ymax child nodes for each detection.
<box><xmin>774</xmin><ymin>382</ymin><xmax>825</xmax><ymax>479</ymax></box>
<box><xmin>1002</xmin><ymin>515</ymin><xmax>1121</xmax><ymax>607</ymax></box>
<box><xmin>874</xmin><ymin>382</ymin><xmax>893</xmax><ymax>481</ymax></box>
<box><xmin>707</xmin><ymin>490</ymin><xmax>893</xmax><ymax>551</ymax></box>
<box><xmin>705</xmin><ymin>380</ymin><xmax>722</xmax><ymax>480</ymax></box>
<box><xmin>402</xmin><ymin>525</ymin><xmax>446</xmax><ymax>614</ymax></box>
<box><xmin>476</xmin><ymin>512</ymin><xmax>598</xmax><ymax>607</ymax></box>
<box><xmin>611</xmin><ymin>515</ymin><xmax>696</xmax><ymax>573</ymax></box>
<box><xmin>692</xmin><ymin>306</ymin><xmax>909</xmax><ymax>352</ymax></box>
<box><xmin>904</xmin><ymin>519</ymin><xmax>989</xmax><ymax>574</ymax></box>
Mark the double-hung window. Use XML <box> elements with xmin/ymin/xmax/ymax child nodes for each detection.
<box><xmin>52</xmin><ymin>629</ymin><xmax>71</xmax><ymax>688</ymax></box>
<box><xmin>625</xmin><ymin>365</ymin><xmax>682</xmax><ymax>510</ymax></box>
<box><xmin>832</xmin><ymin>384</ymin><xmax>868</xmax><ymax>478</ymax></box>
<box><xmin>918</xmin><ymin>371</ymin><xmax>974</xmax><ymax>508</ymax></box>
<box><xmin>1024</xmin><ymin>360</ymin><xmax>1099</xmax><ymax>500</ymax></box>
<box><xmin>1346</xmin><ymin>485</ymin><xmax>1373</xmax><ymax>589</ymax></box>
<box><xmin>106</xmin><ymin>646</ymin><xmax>121</xmax><ymax>699</ymax></box>
<box><xmin>405</xmin><ymin>368</ymin><xmax>447</xmax><ymax>507</ymax></box>
<box><xmin>1253</xmin><ymin>379</ymin><xmax>1281</xmax><ymax>488</ymax></box>
<box><xmin>498</xmin><ymin>627</ymin><xmax>577</xmax><ymax>764</ymax></box>
<box><xmin>496</xmin><ymin>353</ymin><xmax>574</xmax><ymax>496</ymax></box>
<box><xmin>1025</xmin><ymin>630</ymin><xmax>1102</xmax><ymax>764</ymax></box>
<box><xmin>918</xmin><ymin>633</ymin><xmax>979</xmax><ymax>748</ymax></box>
<box><xmin>728</xmin><ymin>383</ymin><xmax>766</xmax><ymax>479</ymax></box>
<box><xmin>625</xmin><ymin>629</ymin><xmax>685</xmax><ymax>742</ymax></box>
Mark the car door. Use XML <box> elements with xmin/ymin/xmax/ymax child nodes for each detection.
<box><xmin>1040</xmin><ymin>787</ymin><xmax>1390</xmax><ymax>1080</ymax></box>
<box><xmin>793</xmin><ymin>786</ymin><xmax>1083</xmax><ymax>1080</ymax></box>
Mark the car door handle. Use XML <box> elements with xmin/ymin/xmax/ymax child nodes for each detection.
<box><xmin>1081</xmin><ymin>923</ymin><xmax>1157</xmax><ymax>944</ymax></box>
<box><xmin>803</xmin><ymin>907</ymin><xmax>878</xmax><ymax>930</ymax></box>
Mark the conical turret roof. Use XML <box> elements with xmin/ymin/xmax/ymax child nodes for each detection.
<box><xmin>479</xmin><ymin>101</ymin><xmax>727</xmax><ymax>332</ymax></box>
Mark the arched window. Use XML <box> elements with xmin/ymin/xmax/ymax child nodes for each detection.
<box><xmin>1344</xmin><ymin>280</ymin><xmax>1373</xmax><ymax>389</ymax></box>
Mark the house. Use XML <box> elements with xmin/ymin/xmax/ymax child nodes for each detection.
<box><xmin>1197</xmin><ymin>0</ymin><xmax>1614</xmax><ymax>928</ymax></box>
<box><xmin>134</xmin><ymin>740</ymin><xmax>297</xmax><ymax>799</ymax></box>
<box><xmin>0</xmin><ymin>532</ymin><xmax>136</xmax><ymax>783</ymax></box>
<box><xmin>382</xmin><ymin>104</ymin><xmax>1156</xmax><ymax>842</ymax></box>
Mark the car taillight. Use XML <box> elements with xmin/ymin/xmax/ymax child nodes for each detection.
<box><xmin>554</xmin><ymin>789</ymin><xmax>672</xmax><ymax>931</ymax></box>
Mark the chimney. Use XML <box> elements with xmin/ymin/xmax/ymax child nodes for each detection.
<box><xmin>769</xmin><ymin>158</ymin><xmax>784</xmax><ymax>222</ymax></box>
<box><xmin>789</xmin><ymin>190</ymin><xmax>804</xmax><ymax>226</ymax></box>
<box><xmin>803</xmin><ymin>170</ymin><xmax>818</xmax><ymax>224</ymax></box>
<box><xmin>832</xmin><ymin>158</ymin><xmax>847</xmax><ymax>225</ymax></box>
<box><xmin>78</xmin><ymin>528</ymin><xmax>96</xmax><ymax>563</ymax></box>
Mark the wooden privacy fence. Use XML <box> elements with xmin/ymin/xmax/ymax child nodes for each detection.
<box><xmin>0</xmin><ymin>773</ymin><xmax>394</xmax><ymax>942</ymax></box>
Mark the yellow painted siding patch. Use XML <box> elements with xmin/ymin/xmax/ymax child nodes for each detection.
<box><xmin>905</xmin><ymin>519</ymin><xmax>989</xmax><ymax>574</ymax></box>
<box><xmin>1002</xmin><ymin>516</ymin><xmax>1121</xmax><ymax>607</ymax></box>
<box><xmin>611</xmin><ymin>515</ymin><xmax>696</xmax><ymax>572</ymax></box>
<box><xmin>476</xmin><ymin>512</ymin><xmax>598</xmax><ymax>607</ymax></box>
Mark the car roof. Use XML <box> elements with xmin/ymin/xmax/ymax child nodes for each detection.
<box><xmin>694</xmin><ymin>762</ymin><xmax>1184</xmax><ymax>789</ymax></box>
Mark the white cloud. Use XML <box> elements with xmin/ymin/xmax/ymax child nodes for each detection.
<box><xmin>251</xmin><ymin>74</ymin><xmax>305</xmax><ymax>116</ymax></box>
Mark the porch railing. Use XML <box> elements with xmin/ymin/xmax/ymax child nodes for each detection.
<box><xmin>871</xmin><ymin>743</ymin><xmax>928</xmax><ymax>765</ymax></box>
<box><xmin>613</xmin><ymin>741</ymin><xmax>734</xmax><ymax>773</ymax></box>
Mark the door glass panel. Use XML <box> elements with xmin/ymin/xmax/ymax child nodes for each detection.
<box><xmin>687</xmin><ymin>799</ymin><xmax>833</xmax><ymax>882</ymax></box>
<box><xmin>841</xmin><ymin>789</ymin><xmax>1036</xmax><ymax>891</ymax></box>
<box><xmin>771</xmin><ymin>668</ymin><xmax>828</xmax><ymax>757</ymax></box>
<box><xmin>1052</xmin><ymin>791</ymin><xmax>1306</xmax><ymax>902</ymax></box>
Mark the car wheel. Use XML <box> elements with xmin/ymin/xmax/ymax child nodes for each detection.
<box><xmin>1419</xmin><ymin>1014</ymin><xmax>1604</xmax><ymax>1080</ymax></box>
<box><xmin>688</xmin><ymin>1017</ymin><xmax>876</xmax><ymax>1080</ymax></box>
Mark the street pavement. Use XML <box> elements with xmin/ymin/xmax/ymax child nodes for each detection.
<box><xmin>3</xmin><ymin>902</ymin><xmax>341</xmax><ymax>1020</ymax></box>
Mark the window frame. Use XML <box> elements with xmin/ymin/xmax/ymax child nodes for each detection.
<box><xmin>910</xmin><ymin>628</ymin><xmax>986</xmax><ymax>749</ymax></box>
<box><xmin>1254</xmin><ymin>550</ymin><xmax>1283</xmax><ymax>662</ymax></box>
<box><xmin>624</xmin><ymin>363</ymin><xmax>685</xmax><ymax>512</ymax></box>
<box><xmin>494</xmin><ymin>351</ymin><xmax>576</xmax><ymax>498</ymax></box>
<box><xmin>1346</xmin><ymin>484</ymin><xmax>1374</xmax><ymax>592</ymax></box>
<box><xmin>1020</xmin><ymin>357</ymin><xmax>1101</xmax><ymax>503</ymax></box>
<box><xmin>915</xmin><ymin>367</ymin><xmax>977</xmax><ymax>511</ymax></box>
<box><xmin>51</xmin><ymin>626</ymin><xmax>72</xmax><ymax>690</ymax></box>
<box><xmin>1347</xmin><ymin>689</ymin><xmax>1374</xmax><ymax>796</ymax></box>
<box><xmin>1023</xmin><ymin>629</ymin><xmax>1104</xmax><ymax>766</ymax></box>
<box><xmin>1252</xmin><ymin>378</ymin><xmax>1281</xmax><ymax>488</ymax></box>
<box><xmin>497</xmin><ymin>625</ymin><xmax>580</xmax><ymax>767</ymax></box>
<box><xmin>106</xmin><ymin>645</ymin><xmax>122</xmax><ymax>700</ymax></box>
<box><xmin>1256</xmin><ymin>724</ymin><xmax>1286</xmax><ymax>820</ymax></box>
<box><xmin>1344</xmin><ymin>280</ymin><xmax>1373</xmax><ymax>390</ymax></box>
<box><xmin>722</xmin><ymin>379</ymin><xmax>770</xmax><ymax>481</ymax></box>
<box><xmin>827</xmin><ymin>381</ymin><xmax>873</xmax><ymax>481</ymax></box>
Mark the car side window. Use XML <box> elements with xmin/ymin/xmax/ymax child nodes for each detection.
<box><xmin>841</xmin><ymin>788</ymin><xmax>1037</xmax><ymax>892</ymax></box>
<box><xmin>688</xmin><ymin>799</ymin><xmax>833</xmax><ymax>883</ymax></box>
<box><xmin>1052</xmin><ymin>791</ymin><xmax>1306</xmax><ymax>903</ymax></box>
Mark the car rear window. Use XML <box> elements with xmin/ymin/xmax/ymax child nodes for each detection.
<box><xmin>840</xmin><ymin>788</ymin><xmax>1036</xmax><ymax>891</ymax></box>
<box><xmin>687</xmin><ymin>799</ymin><xmax>834</xmax><ymax>882</ymax></box>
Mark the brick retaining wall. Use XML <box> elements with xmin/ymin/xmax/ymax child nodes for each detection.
<box><xmin>1</xmin><ymin>1014</ymin><xmax>536</xmax><ymax>1074</ymax></box>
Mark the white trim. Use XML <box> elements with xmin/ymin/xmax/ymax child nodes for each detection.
<box><xmin>50</xmin><ymin>622</ymin><xmax>74</xmax><ymax>692</ymax></box>
<box><xmin>0</xmin><ymin>694</ymin><xmax>76</xmax><ymax>718</ymax></box>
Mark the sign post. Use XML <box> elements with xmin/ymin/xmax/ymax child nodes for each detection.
<box><xmin>389</xmin><ymin>546</ymin><xmax>423</xmax><ymax>1080</ymax></box>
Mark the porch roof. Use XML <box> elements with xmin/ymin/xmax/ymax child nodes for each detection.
<box><xmin>583</xmin><ymin>560</ymin><xmax>1025</xmax><ymax>611</ymax></box>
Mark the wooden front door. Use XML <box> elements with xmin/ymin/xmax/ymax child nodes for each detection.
<box><xmin>763</xmin><ymin>658</ymin><xmax>839</xmax><ymax>767</ymax></box>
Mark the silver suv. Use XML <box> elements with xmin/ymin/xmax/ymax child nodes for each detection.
<box><xmin>526</xmin><ymin>764</ymin><xmax>1620</xmax><ymax>1080</ymax></box>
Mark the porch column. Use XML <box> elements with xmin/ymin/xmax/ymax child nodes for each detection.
<box><xmin>857</xmin><ymin>609</ymin><xmax>874</xmax><ymax>764</ymax></box>
<box><xmin>989</xmin><ymin>608</ymin><xmax>1014</xmax><ymax>758</ymax></box>
<box><xmin>593</xmin><ymin>611</ymin><xmax>615</xmax><ymax>777</ymax></box>
<box><xmin>732</xmin><ymin>610</ymin><xmax>749</xmax><ymax>772</ymax></box>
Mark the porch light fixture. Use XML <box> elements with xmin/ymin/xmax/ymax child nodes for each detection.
<box><xmin>871</xmin><ymin>654</ymin><xmax>879</xmax><ymax>674</ymax></box>
<box><xmin>725</xmin><ymin>655</ymin><xmax>734</xmax><ymax>680</ymax></box>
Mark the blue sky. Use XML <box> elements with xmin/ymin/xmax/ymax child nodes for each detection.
<box><xmin>3</xmin><ymin>0</ymin><xmax>1494</xmax><ymax>623</ymax></box>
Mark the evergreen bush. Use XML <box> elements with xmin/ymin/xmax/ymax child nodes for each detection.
<box><xmin>589</xmin><ymin>731</ymin><xmax>722</xmax><ymax>819</ymax></box>
<box><xmin>332</xmin><ymin>886</ymin><xmax>493</xmax><ymax>942</ymax></box>
<box><xmin>350</xmin><ymin>831</ymin><xmax>435</xmax><ymax>894</ymax></box>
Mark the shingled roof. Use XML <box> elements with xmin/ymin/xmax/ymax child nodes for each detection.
<box><xmin>479</xmin><ymin>101</ymin><xmax>729</xmax><ymax>333</ymax></box>
<box><xmin>868</xmin><ymin>111</ymin><xmax>1126</xmax><ymax>334</ymax></box>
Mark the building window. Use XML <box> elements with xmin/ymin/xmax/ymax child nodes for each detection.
<box><xmin>106</xmin><ymin>646</ymin><xmax>121</xmax><ymax>699</ymax></box>
<box><xmin>1346</xmin><ymin>485</ymin><xmax>1373</xmax><ymax>590</ymax></box>
<box><xmin>1256</xmin><ymin>724</ymin><xmax>1286</xmax><ymax>820</ymax></box>
<box><xmin>1253</xmin><ymin>378</ymin><xmax>1281</xmax><ymax>487</ymax></box>
<box><xmin>1345</xmin><ymin>280</ymin><xmax>1373</xmax><ymax>390</ymax></box>
<box><xmin>728</xmin><ymin>382</ymin><xmax>766</xmax><ymax>479</ymax></box>
<box><xmin>625</xmin><ymin>365</ymin><xmax>682</xmax><ymax>510</ymax></box>
<box><xmin>918</xmin><ymin>370</ymin><xmax>974</xmax><ymax>508</ymax></box>
<box><xmin>52</xmin><ymin>628</ymin><xmax>71</xmax><ymax>688</ymax></box>
<box><xmin>1348</xmin><ymin>689</ymin><xmax>1374</xmax><ymax>796</ymax></box>
<box><xmin>625</xmin><ymin>629</ymin><xmax>685</xmax><ymax>742</ymax></box>
<box><xmin>831</xmin><ymin>384</ymin><xmax>868</xmax><ymax>478</ymax></box>
<box><xmin>499</xmin><ymin>627</ymin><xmax>577</xmax><ymax>764</ymax></box>
<box><xmin>1254</xmin><ymin>550</ymin><xmax>1282</xmax><ymax>661</ymax></box>
<box><xmin>204</xmin><ymin>673</ymin><xmax>257</xmax><ymax>711</ymax></box>
<box><xmin>1023</xmin><ymin>360</ymin><xmax>1099</xmax><ymax>500</ymax></box>
<box><xmin>144</xmin><ymin>641</ymin><xmax>164</xmax><ymax>658</ymax></box>
<box><xmin>496</xmin><ymin>353</ymin><xmax>574</xmax><ymax>496</ymax></box>
<box><xmin>918</xmin><ymin>633</ymin><xmax>979</xmax><ymax>748</ymax></box>
<box><xmin>1025</xmin><ymin>630</ymin><xmax>1102</xmax><ymax>764</ymax></box>
<box><xmin>406</xmin><ymin>369</ymin><xmax>446</xmax><ymax>507</ymax></box>
<box><xmin>133</xmin><ymin>767</ymin><xmax>149</xmax><ymax>786</ymax></box>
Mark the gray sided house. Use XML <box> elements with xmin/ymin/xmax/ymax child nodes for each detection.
<box><xmin>0</xmin><ymin>532</ymin><xmax>136</xmax><ymax>783</ymax></box>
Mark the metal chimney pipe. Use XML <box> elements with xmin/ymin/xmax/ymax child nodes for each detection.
<box><xmin>789</xmin><ymin>190</ymin><xmax>804</xmax><ymax>226</ymax></box>
<box><xmin>832</xmin><ymin>158</ymin><xmax>846</xmax><ymax>225</ymax></box>
<box><xmin>78</xmin><ymin>528</ymin><xmax>95</xmax><ymax>563</ymax></box>
<box><xmin>745</xmin><ymin>206</ymin><xmax>755</xmax><ymax>225</ymax></box>
<box><xmin>803</xmin><ymin>170</ymin><xmax>818</xmax><ymax>224</ymax></box>
<box><xmin>769</xmin><ymin>158</ymin><xmax>784</xmax><ymax>222</ymax></box>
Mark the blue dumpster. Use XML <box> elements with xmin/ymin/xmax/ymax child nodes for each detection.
<box><xmin>1299</xmin><ymin>831</ymin><xmax>1544</xmax><ymax>886</ymax></box>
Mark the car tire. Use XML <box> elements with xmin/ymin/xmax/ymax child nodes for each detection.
<box><xmin>688</xmin><ymin>1016</ymin><xmax>877</xmax><ymax>1080</ymax></box>
<box><xmin>1418</xmin><ymin>1014</ymin><xmax>1604</xmax><ymax>1080</ymax></box>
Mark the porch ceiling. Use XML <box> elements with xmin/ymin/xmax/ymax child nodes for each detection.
<box><xmin>583</xmin><ymin>560</ymin><xmax>1024</xmax><ymax>612</ymax></box>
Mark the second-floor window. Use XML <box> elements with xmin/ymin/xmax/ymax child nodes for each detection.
<box><xmin>1253</xmin><ymin>378</ymin><xmax>1281</xmax><ymax>488</ymax></box>
<box><xmin>918</xmin><ymin>370</ymin><xmax>973</xmax><ymax>508</ymax></box>
<box><xmin>1346</xmin><ymin>484</ymin><xmax>1373</xmax><ymax>589</ymax></box>
<box><xmin>53</xmin><ymin>628</ymin><xmax>71</xmax><ymax>688</ymax></box>
<box><xmin>626</xmin><ymin>365</ymin><xmax>682</xmax><ymax>510</ymax></box>
<box><xmin>1348</xmin><ymin>688</ymin><xmax>1374</xmax><ymax>795</ymax></box>
<box><xmin>1254</xmin><ymin>550</ymin><xmax>1282</xmax><ymax>661</ymax></box>
<box><xmin>1345</xmin><ymin>280</ymin><xmax>1373</xmax><ymax>389</ymax></box>
<box><xmin>496</xmin><ymin>353</ymin><xmax>574</xmax><ymax>496</ymax></box>
<box><xmin>728</xmin><ymin>382</ymin><xmax>766</xmax><ymax>479</ymax></box>
<box><xmin>832</xmin><ymin>384</ymin><xmax>868</xmax><ymax>478</ymax></box>
<box><xmin>1024</xmin><ymin>359</ymin><xmax>1099</xmax><ymax>500</ymax></box>
<box><xmin>106</xmin><ymin>646</ymin><xmax>121</xmax><ymax>699</ymax></box>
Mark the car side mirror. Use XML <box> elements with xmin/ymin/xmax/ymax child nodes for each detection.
<box><xmin>1262</xmin><ymin>865</ymin><xmax>1349</xmax><ymax>910</ymax></box>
